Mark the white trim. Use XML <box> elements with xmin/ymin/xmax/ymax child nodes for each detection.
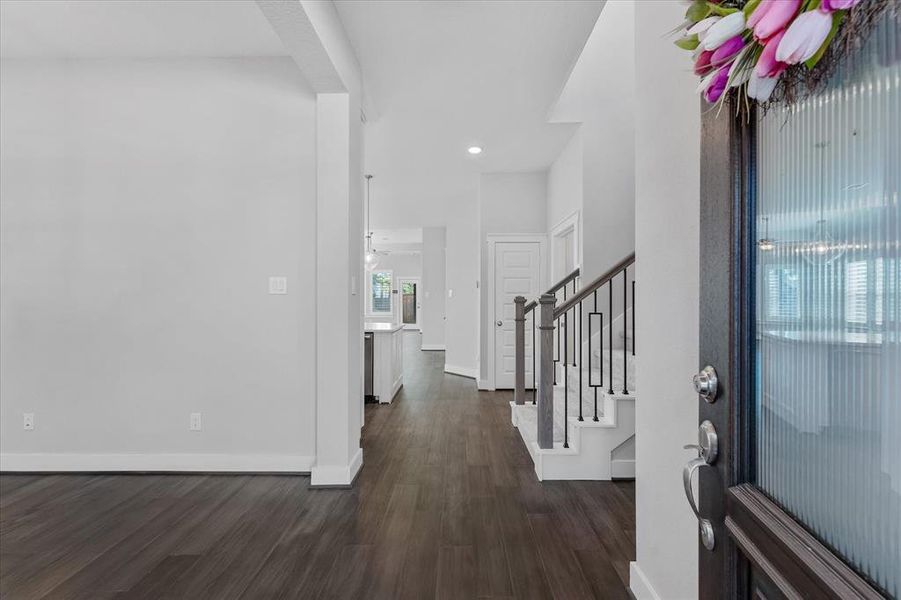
<box><xmin>629</xmin><ymin>562</ymin><xmax>663</xmax><ymax>600</ymax></box>
<box><xmin>310</xmin><ymin>447</ymin><xmax>363</xmax><ymax>487</ymax></box>
<box><xmin>421</xmin><ymin>344</ymin><xmax>446</xmax><ymax>351</ymax></box>
<box><xmin>550</xmin><ymin>210</ymin><xmax>581</xmax><ymax>282</ymax></box>
<box><xmin>477</xmin><ymin>378</ymin><xmax>492</xmax><ymax>391</ymax></box>
<box><xmin>486</xmin><ymin>234</ymin><xmax>547</xmax><ymax>391</ymax></box>
<box><xmin>444</xmin><ymin>363</ymin><xmax>478</xmax><ymax>379</ymax></box>
<box><xmin>0</xmin><ymin>453</ymin><xmax>314</xmax><ymax>473</ymax></box>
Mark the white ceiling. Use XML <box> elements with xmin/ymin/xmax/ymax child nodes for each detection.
<box><xmin>0</xmin><ymin>1</ymin><xmax>286</xmax><ymax>58</ymax></box>
<box><xmin>335</xmin><ymin>0</ymin><xmax>603</xmax><ymax>227</ymax></box>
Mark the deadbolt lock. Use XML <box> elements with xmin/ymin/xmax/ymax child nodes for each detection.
<box><xmin>693</xmin><ymin>365</ymin><xmax>719</xmax><ymax>403</ymax></box>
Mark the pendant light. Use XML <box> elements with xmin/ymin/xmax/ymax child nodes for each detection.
<box><xmin>364</xmin><ymin>174</ymin><xmax>379</xmax><ymax>272</ymax></box>
<box><xmin>758</xmin><ymin>216</ymin><xmax>775</xmax><ymax>251</ymax></box>
<box><xmin>802</xmin><ymin>142</ymin><xmax>845</xmax><ymax>265</ymax></box>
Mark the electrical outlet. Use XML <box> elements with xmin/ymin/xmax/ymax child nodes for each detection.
<box><xmin>190</xmin><ymin>412</ymin><xmax>202</xmax><ymax>431</ymax></box>
<box><xmin>268</xmin><ymin>276</ymin><xmax>288</xmax><ymax>295</ymax></box>
<box><xmin>23</xmin><ymin>413</ymin><xmax>34</xmax><ymax>430</ymax></box>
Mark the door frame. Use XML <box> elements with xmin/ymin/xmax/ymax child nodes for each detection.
<box><xmin>486</xmin><ymin>233</ymin><xmax>547</xmax><ymax>391</ymax></box>
<box><xmin>697</xmin><ymin>99</ymin><xmax>885</xmax><ymax>599</ymax></box>
<box><xmin>397</xmin><ymin>276</ymin><xmax>421</xmax><ymax>330</ymax></box>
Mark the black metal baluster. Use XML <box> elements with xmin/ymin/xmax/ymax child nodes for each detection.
<box><xmin>632</xmin><ymin>280</ymin><xmax>636</xmax><ymax>357</ymax></box>
<box><xmin>563</xmin><ymin>310</ymin><xmax>569</xmax><ymax>448</ymax></box>
<box><xmin>622</xmin><ymin>268</ymin><xmax>629</xmax><ymax>395</ymax></box>
<box><xmin>607</xmin><ymin>280</ymin><xmax>614</xmax><ymax>395</ymax></box>
<box><xmin>578</xmin><ymin>300</ymin><xmax>583</xmax><ymax>421</ymax></box>
<box><xmin>590</xmin><ymin>290</ymin><xmax>600</xmax><ymax>421</ymax></box>
<box><xmin>554</xmin><ymin>315</ymin><xmax>559</xmax><ymax>385</ymax></box>
<box><xmin>572</xmin><ymin>279</ymin><xmax>578</xmax><ymax>365</ymax></box>
<box><xmin>532</xmin><ymin>312</ymin><xmax>537</xmax><ymax>404</ymax></box>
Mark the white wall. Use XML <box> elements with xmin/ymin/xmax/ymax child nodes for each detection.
<box><xmin>478</xmin><ymin>171</ymin><xmax>547</xmax><ymax>383</ymax></box>
<box><xmin>444</xmin><ymin>193</ymin><xmax>480</xmax><ymax>379</ymax></box>
<box><xmin>0</xmin><ymin>58</ymin><xmax>318</xmax><ymax>469</ymax></box>
<box><xmin>421</xmin><ymin>227</ymin><xmax>446</xmax><ymax>350</ymax></box>
<box><xmin>547</xmin><ymin>130</ymin><xmax>583</xmax><ymax>239</ymax></box>
<box><xmin>547</xmin><ymin>0</ymin><xmax>636</xmax><ymax>282</ymax></box>
<box><xmin>631</xmin><ymin>1</ymin><xmax>701</xmax><ymax>598</ymax></box>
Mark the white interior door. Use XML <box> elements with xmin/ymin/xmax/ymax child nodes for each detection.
<box><xmin>494</xmin><ymin>241</ymin><xmax>541</xmax><ymax>389</ymax></box>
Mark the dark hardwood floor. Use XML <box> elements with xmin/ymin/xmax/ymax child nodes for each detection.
<box><xmin>0</xmin><ymin>331</ymin><xmax>635</xmax><ymax>599</ymax></box>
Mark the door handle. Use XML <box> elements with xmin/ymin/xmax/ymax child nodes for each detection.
<box><xmin>496</xmin><ymin>320</ymin><xmax>503</xmax><ymax>326</ymax></box>
<box><xmin>682</xmin><ymin>420</ymin><xmax>718</xmax><ymax>551</ymax></box>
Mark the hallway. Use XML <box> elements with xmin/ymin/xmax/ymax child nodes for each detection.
<box><xmin>0</xmin><ymin>332</ymin><xmax>635</xmax><ymax>599</ymax></box>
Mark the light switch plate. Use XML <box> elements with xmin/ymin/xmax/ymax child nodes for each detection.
<box><xmin>268</xmin><ymin>276</ymin><xmax>288</xmax><ymax>295</ymax></box>
<box><xmin>190</xmin><ymin>412</ymin><xmax>202</xmax><ymax>431</ymax></box>
<box><xmin>23</xmin><ymin>413</ymin><xmax>34</xmax><ymax>430</ymax></box>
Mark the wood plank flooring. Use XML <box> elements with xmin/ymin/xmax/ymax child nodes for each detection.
<box><xmin>0</xmin><ymin>331</ymin><xmax>635</xmax><ymax>599</ymax></box>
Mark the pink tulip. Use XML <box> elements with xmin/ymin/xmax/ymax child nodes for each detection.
<box><xmin>748</xmin><ymin>0</ymin><xmax>802</xmax><ymax>41</ymax></box>
<box><xmin>704</xmin><ymin>66</ymin><xmax>731</xmax><ymax>103</ymax></box>
<box><xmin>776</xmin><ymin>9</ymin><xmax>834</xmax><ymax>64</ymax></box>
<box><xmin>755</xmin><ymin>30</ymin><xmax>788</xmax><ymax>77</ymax></box>
<box><xmin>711</xmin><ymin>36</ymin><xmax>745</xmax><ymax>67</ymax></box>
<box><xmin>694</xmin><ymin>50</ymin><xmax>716</xmax><ymax>75</ymax></box>
<box><xmin>822</xmin><ymin>0</ymin><xmax>861</xmax><ymax>10</ymax></box>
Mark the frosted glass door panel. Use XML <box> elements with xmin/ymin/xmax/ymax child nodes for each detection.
<box><xmin>755</xmin><ymin>14</ymin><xmax>900</xmax><ymax>597</ymax></box>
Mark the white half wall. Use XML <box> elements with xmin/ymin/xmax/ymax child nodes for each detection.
<box><xmin>478</xmin><ymin>171</ymin><xmax>547</xmax><ymax>384</ymax></box>
<box><xmin>0</xmin><ymin>57</ymin><xmax>318</xmax><ymax>466</ymax></box>
<box><xmin>633</xmin><ymin>1</ymin><xmax>701</xmax><ymax>598</ymax></box>
<box><xmin>421</xmin><ymin>227</ymin><xmax>446</xmax><ymax>350</ymax></box>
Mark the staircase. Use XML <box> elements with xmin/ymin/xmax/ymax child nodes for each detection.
<box><xmin>510</xmin><ymin>254</ymin><xmax>636</xmax><ymax>481</ymax></box>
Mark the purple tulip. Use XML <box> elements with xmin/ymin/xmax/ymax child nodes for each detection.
<box><xmin>822</xmin><ymin>0</ymin><xmax>862</xmax><ymax>10</ymax></box>
<box><xmin>776</xmin><ymin>9</ymin><xmax>834</xmax><ymax>64</ymax></box>
<box><xmin>755</xmin><ymin>30</ymin><xmax>788</xmax><ymax>77</ymax></box>
<box><xmin>711</xmin><ymin>36</ymin><xmax>745</xmax><ymax>67</ymax></box>
<box><xmin>704</xmin><ymin>66</ymin><xmax>731</xmax><ymax>103</ymax></box>
<box><xmin>748</xmin><ymin>0</ymin><xmax>802</xmax><ymax>41</ymax></box>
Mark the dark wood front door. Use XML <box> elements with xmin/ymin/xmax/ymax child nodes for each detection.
<box><xmin>696</xmin><ymin>12</ymin><xmax>899</xmax><ymax>600</ymax></box>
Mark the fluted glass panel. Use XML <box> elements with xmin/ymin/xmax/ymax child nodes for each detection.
<box><xmin>756</xmin><ymin>13</ymin><xmax>900</xmax><ymax>597</ymax></box>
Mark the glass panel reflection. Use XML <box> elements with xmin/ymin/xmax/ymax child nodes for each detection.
<box><xmin>755</xmin><ymin>13</ymin><xmax>900</xmax><ymax>597</ymax></box>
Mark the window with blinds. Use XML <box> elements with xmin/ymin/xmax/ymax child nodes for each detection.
<box><xmin>370</xmin><ymin>271</ymin><xmax>392</xmax><ymax>314</ymax></box>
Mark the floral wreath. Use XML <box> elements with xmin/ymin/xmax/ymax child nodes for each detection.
<box><xmin>676</xmin><ymin>0</ymin><xmax>895</xmax><ymax>107</ymax></box>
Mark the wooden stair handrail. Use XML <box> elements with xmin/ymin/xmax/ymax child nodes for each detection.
<box><xmin>553</xmin><ymin>253</ymin><xmax>635</xmax><ymax>319</ymax></box>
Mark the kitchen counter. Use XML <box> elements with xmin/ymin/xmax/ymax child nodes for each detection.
<box><xmin>365</xmin><ymin>322</ymin><xmax>405</xmax><ymax>333</ymax></box>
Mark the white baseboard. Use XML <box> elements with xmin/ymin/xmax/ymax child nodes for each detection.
<box><xmin>477</xmin><ymin>379</ymin><xmax>493</xmax><ymax>391</ymax></box>
<box><xmin>421</xmin><ymin>344</ymin><xmax>446</xmax><ymax>351</ymax></box>
<box><xmin>444</xmin><ymin>363</ymin><xmax>477</xmax><ymax>379</ymax></box>
<box><xmin>629</xmin><ymin>562</ymin><xmax>662</xmax><ymax>600</ymax></box>
<box><xmin>310</xmin><ymin>447</ymin><xmax>363</xmax><ymax>487</ymax></box>
<box><xmin>0</xmin><ymin>453</ymin><xmax>315</xmax><ymax>473</ymax></box>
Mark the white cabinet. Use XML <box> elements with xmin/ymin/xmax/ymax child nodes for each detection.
<box><xmin>365</xmin><ymin>323</ymin><xmax>404</xmax><ymax>404</ymax></box>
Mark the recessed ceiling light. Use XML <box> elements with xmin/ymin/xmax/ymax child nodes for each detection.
<box><xmin>467</xmin><ymin>146</ymin><xmax>483</xmax><ymax>155</ymax></box>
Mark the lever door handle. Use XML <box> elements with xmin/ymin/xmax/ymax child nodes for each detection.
<box><xmin>682</xmin><ymin>455</ymin><xmax>715</xmax><ymax>551</ymax></box>
<box><xmin>682</xmin><ymin>419</ymin><xmax>719</xmax><ymax>551</ymax></box>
